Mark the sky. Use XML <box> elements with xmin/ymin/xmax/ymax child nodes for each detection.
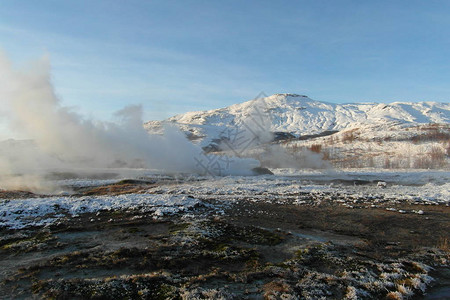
<box><xmin>0</xmin><ymin>0</ymin><xmax>449</xmax><ymax>139</ymax></box>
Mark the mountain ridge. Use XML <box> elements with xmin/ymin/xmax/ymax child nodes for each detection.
<box><xmin>144</xmin><ymin>94</ymin><xmax>450</xmax><ymax>147</ymax></box>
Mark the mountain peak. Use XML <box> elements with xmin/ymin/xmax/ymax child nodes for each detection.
<box><xmin>145</xmin><ymin>95</ymin><xmax>450</xmax><ymax>147</ymax></box>
<box><xmin>272</xmin><ymin>93</ymin><xmax>309</xmax><ymax>98</ymax></box>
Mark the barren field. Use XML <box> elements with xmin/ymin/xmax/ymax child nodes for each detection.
<box><xmin>0</xmin><ymin>170</ymin><xmax>449</xmax><ymax>299</ymax></box>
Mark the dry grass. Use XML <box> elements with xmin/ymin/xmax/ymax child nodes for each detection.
<box><xmin>309</xmin><ymin>144</ymin><xmax>322</xmax><ymax>153</ymax></box>
<box><xmin>386</xmin><ymin>291</ymin><xmax>403</xmax><ymax>300</ymax></box>
<box><xmin>342</xmin><ymin>129</ymin><xmax>358</xmax><ymax>143</ymax></box>
<box><xmin>411</xmin><ymin>124</ymin><xmax>450</xmax><ymax>143</ymax></box>
<box><xmin>0</xmin><ymin>190</ymin><xmax>40</xmax><ymax>199</ymax></box>
<box><xmin>263</xmin><ymin>281</ymin><xmax>291</xmax><ymax>298</ymax></box>
<box><xmin>437</xmin><ymin>237</ymin><xmax>449</xmax><ymax>252</ymax></box>
<box><xmin>79</xmin><ymin>181</ymin><xmax>156</xmax><ymax>196</ymax></box>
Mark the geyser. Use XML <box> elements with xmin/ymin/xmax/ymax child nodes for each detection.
<box><xmin>0</xmin><ymin>52</ymin><xmax>259</xmax><ymax>193</ymax></box>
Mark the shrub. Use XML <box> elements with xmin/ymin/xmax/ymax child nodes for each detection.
<box><xmin>384</xmin><ymin>157</ymin><xmax>391</xmax><ymax>169</ymax></box>
<box><xmin>413</xmin><ymin>156</ymin><xmax>431</xmax><ymax>169</ymax></box>
<box><xmin>342</xmin><ymin>131</ymin><xmax>357</xmax><ymax>143</ymax></box>
<box><xmin>429</xmin><ymin>146</ymin><xmax>445</xmax><ymax>164</ymax></box>
<box><xmin>309</xmin><ymin>144</ymin><xmax>322</xmax><ymax>153</ymax></box>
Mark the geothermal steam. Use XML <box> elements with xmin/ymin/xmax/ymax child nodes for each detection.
<box><xmin>0</xmin><ymin>53</ymin><xmax>259</xmax><ymax>192</ymax></box>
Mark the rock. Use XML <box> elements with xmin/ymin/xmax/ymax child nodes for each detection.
<box><xmin>252</xmin><ymin>167</ymin><xmax>274</xmax><ymax>175</ymax></box>
<box><xmin>377</xmin><ymin>181</ymin><xmax>387</xmax><ymax>188</ymax></box>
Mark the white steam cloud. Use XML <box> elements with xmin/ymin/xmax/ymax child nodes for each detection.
<box><xmin>0</xmin><ymin>52</ymin><xmax>259</xmax><ymax>192</ymax></box>
<box><xmin>252</xmin><ymin>144</ymin><xmax>331</xmax><ymax>169</ymax></box>
<box><xmin>214</xmin><ymin>96</ymin><xmax>330</xmax><ymax>171</ymax></box>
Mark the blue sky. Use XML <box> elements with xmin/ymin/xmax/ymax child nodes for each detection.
<box><xmin>1</xmin><ymin>0</ymin><xmax>449</xmax><ymax>125</ymax></box>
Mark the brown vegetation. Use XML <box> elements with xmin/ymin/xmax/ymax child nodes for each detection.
<box><xmin>341</xmin><ymin>129</ymin><xmax>358</xmax><ymax>143</ymax></box>
<box><xmin>76</xmin><ymin>180</ymin><xmax>157</xmax><ymax>196</ymax></box>
<box><xmin>309</xmin><ymin>144</ymin><xmax>322</xmax><ymax>153</ymax></box>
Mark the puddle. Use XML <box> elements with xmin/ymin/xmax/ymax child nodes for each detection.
<box><xmin>288</xmin><ymin>228</ymin><xmax>362</xmax><ymax>246</ymax></box>
<box><xmin>290</xmin><ymin>231</ymin><xmax>327</xmax><ymax>242</ymax></box>
<box><xmin>424</xmin><ymin>267</ymin><xmax>450</xmax><ymax>300</ymax></box>
<box><xmin>424</xmin><ymin>286</ymin><xmax>450</xmax><ymax>299</ymax></box>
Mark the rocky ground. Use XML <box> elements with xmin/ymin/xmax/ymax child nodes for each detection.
<box><xmin>0</xmin><ymin>174</ymin><xmax>449</xmax><ymax>299</ymax></box>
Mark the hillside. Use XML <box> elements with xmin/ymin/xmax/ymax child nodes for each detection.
<box><xmin>145</xmin><ymin>94</ymin><xmax>450</xmax><ymax>169</ymax></box>
<box><xmin>145</xmin><ymin>93</ymin><xmax>449</xmax><ymax>143</ymax></box>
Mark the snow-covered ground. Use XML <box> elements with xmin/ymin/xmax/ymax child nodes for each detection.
<box><xmin>284</xmin><ymin>123</ymin><xmax>450</xmax><ymax>169</ymax></box>
<box><xmin>148</xmin><ymin>169</ymin><xmax>450</xmax><ymax>206</ymax></box>
<box><xmin>0</xmin><ymin>194</ymin><xmax>199</xmax><ymax>229</ymax></box>
<box><xmin>1</xmin><ymin>169</ymin><xmax>448</xmax><ymax>230</ymax></box>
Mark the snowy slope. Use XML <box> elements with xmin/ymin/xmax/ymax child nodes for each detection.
<box><xmin>144</xmin><ymin>94</ymin><xmax>450</xmax><ymax>147</ymax></box>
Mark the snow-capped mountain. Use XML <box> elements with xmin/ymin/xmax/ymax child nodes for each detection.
<box><xmin>144</xmin><ymin>93</ymin><xmax>450</xmax><ymax>147</ymax></box>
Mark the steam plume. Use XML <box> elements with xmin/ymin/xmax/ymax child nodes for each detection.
<box><xmin>0</xmin><ymin>52</ymin><xmax>259</xmax><ymax>192</ymax></box>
